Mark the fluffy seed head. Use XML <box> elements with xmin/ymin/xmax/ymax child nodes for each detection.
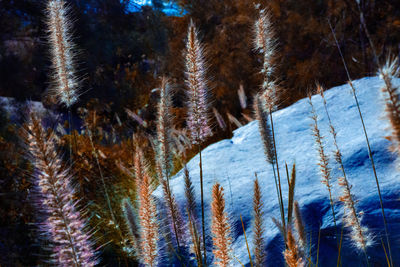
<box><xmin>283</xmin><ymin>229</ymin><xmax>305</xmax><ymax>267</ymax></box>
<box><xmin>318</xmin><ymin>86</ymin><xmax>372</xmax><ymax>251</ymax></box>
<box><xmin>138</xmin><ymin>172</ymin><xmax>159</xmax><ymax>266</ymax></box>
<box><xmin>211</xmin><ymin>183</ymin><xmax>232</xmax><ymax>267</ymax></box>
<box><xmin>185</xmin><ymin>20</ymin><xmax>212</xmax><ymax>144</ymax></box>
<box><xmin>293</xmin><ymin>201</ymin><xmax>306</xmax><ymax>251</ymax></box>
<box><xmin>46</xmin><ymin>0</ymin><xmax>80</xmax><ymax>107</ymax></box>
<box><xmin>184</xmin><ymin>165</ymin><xmax>197</xmax><ymax>219</ymax></box>
<box><xmin>25</xmin><ymin>114</ymin><xmax>97</xmax><ymax>266</ymax></box>
<box><xmin>253</xmin><ymin>177</ymin><xmax>265</xmax><ymax>266</ymax></box>
<box><xmin>308</xmin><ymin>95</ymin><xmax>333</xmax><ymax>191</ymax></box>
<box><xmin>156</xmin><ymin>77</ymin><xmax>173</xmax><ymax>181</ymax></box>
<box><xmin>378</xmin><ymin>57</ymin><xmax>400</xmax><ymax>154</ymax></box>
<box><xmin>338</xmin><ymin>177</ymin><xmax>373</xmax><ymax>250</ymax></box>
<box><xmin>254</xmin><ymin>8</ymin><xmax>278</xmax><ymax>109</ymax></box>
<box><xmin>253</xmin><ymin>94</ymin><xmax>275</xmax><ymax>164</ymax></box>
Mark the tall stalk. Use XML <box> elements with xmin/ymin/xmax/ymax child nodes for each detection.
<box><xmin>198</xmin><ymin>144</ymin><xmax>206</xmax><ymax>263</ymax></box>
<box><xmin>319</xmin><ymin>86</ymin><xmax>371</xmax><ymax>264</ymax></box>
<box><xmin>308</xmin><ymin>95</ymin><xmax>339</xmax><ymax>247</ymax></box>
<box><xmin>329</xmin><ymin>20</ymin><xmax>393</xmax><ymax>265</ymax></box>
<box><xmin>156</xmin><ymin>77</ymin><xmax>182</xmax><ymax>251</ymax></box>
<box><xmin>269</xmin><ymin>109</ymin><xmax>286</xmax><ymax>237</ymax></box>
<box><xmin>253</xmin><ymin>95</ymin><xmax>285</xmax><ymax>239</ymax></box>
<box><xmin>184</xmin><ymin>21</ymin><xmax>213</xmax><ymax>265</ymax></box>
<box><xmin>253</xmin><ymin>8</ymin><xmax>287</xmax><ymax>241</ymax></box>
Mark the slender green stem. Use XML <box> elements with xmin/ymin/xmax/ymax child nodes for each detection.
<box><xmin>240</xmin><ymin>215</ymin><xmax>253</xmax><ymax>267</ymax></box>
<box><xmin>328</xmin><ymin>19</ymin><xmax>392</xmax><ymax>266</ymax></box>
<box><xmin>166</xmin><ymin>171</ymin><xmax>181</xmax><ymax>251</ymax></box>
<box><xmin>198</xmin><ymin>144</ymin><xmax>207</xmax><ymax>266</ymax></box>
<box><xmin>316</xmin><ymin>225</ymin><xmax>321</xmax><ymax>267</ymax></box>
<box><xmin>337</xmin><ymin>226</ymin><xmax>344</xmax><ymax>267</ymax></box>
<box><xmin>67</xmin><ymin>108</ymin><xmax>73</xmax><ymax>162</ymax></box>
<box><xmin>381</xmin><ymin>238</ymin><xmax>391</xmax><ymax>267</ymax></box>
<box><xmin>87</xmin><ymin>127</ymin><xmax>128</xmax><ymax>267</ymax></box>
<box><xmin>269</xmin><ymin>109</ymin><xmax>286</xmax><ymax>241</ymax></box>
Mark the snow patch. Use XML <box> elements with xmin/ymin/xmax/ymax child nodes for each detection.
<box><xmin>156</xmin><ymin>77</ymin><xmax>400</xmax><ymax>266</ymax></box>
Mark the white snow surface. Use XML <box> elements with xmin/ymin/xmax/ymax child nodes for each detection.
<box><xmin>154</xmin><ymin>77</ymin><xmax>400</xmax><ymax>266</ymax></box>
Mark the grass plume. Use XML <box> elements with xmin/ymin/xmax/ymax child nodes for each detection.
<box><xmin>254</xmin><ymin>8</ymin><xmax>277</xmax><ymax>109</ymax></box>
<box><xmin>253</xmin><ymin>94</ymin><xmax>275</xmax><ymax>165</ymax></box>
<box><xmin>185</xmin><ymin>20</ymin><xmax>212</xmax><ymax>144</ymax></box>
<box><xmin>184</xmin><ymin>164</ymin><xmax>197</xmax><ymax>220</ymax></box>
<box><xmin>155</xmin><ymin>77</ymin><xmax>184</xmax><ymax>249</ymax></box>
<box><xmin>319</xmin><ymin>85</ymin><xmax>372</xmax><ymax>253</ymax></box>
<box><xmin>308</xmin><ymin>94</ymin><xmax>338</xmax><ymax>240</ymax></box>
<box><xmin>46</xmin><ymin>0</ymin><xmax>80</xmax><ymax>107</ymax></box>
<box><xmin>283</xmin><ymin>229</ymin><xmax>305</xmax><ymax>267</ymax></box>
<box><xmin>25</xmin><ymin>114</ymin><xmax>97</xmax><ymax>266</ymax></box>
<box><xmin>293</xmin><ymin>201</ymin><xmax>306</xmax><ymax>252</ymax></box>
<box><xmin>252</xmin><ymin>175</ymin><xmax>265</xmax><ymax>267</ymax></box>
<box><xmin>211</xmin><ymin>183</ymin><xmax>232</xmax><ymax>267</ymax></box>
<box><xmin>138</xmin><ymin>171</ymin><xmax>159</xmax><ymax>267</ymax></box>
<box><xmin>379</xmin><ymin>58</ymin><xmax>400</xmax><ymax>154</ymax></box>
<box><xmin>254</xmin><ymin>8</ymin><xmax>286</xmax><ymax>240</ymax></box>
<box><xmin>185</xmin><ymin>20</ymin><xmax>213</xmax><ymax>264</ymax></box>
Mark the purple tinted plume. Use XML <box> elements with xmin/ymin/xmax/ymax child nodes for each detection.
<box><xmin>26</xmin><ymin>115</ymin><xmax>97</xmax><ymax>267</ymax></box>
<box><xmin>185</xmin><ymin>21</ymin><xmax>212</xmax><ymax>144</ymax></box>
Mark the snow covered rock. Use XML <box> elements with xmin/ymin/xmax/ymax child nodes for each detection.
<box><xmin>154</xmin><ymin>77</ymin><xmax>400</xmax><ymax>266</ymax></box>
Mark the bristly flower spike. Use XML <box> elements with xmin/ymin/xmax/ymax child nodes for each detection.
<box><xmin>252</xmin><ymin>176</ymin><xmax>266</xmax><ymax>266</ymax></box>
<box><xmin>155</xmin><ymin>77</ymin><xmax>187</xmax><ymax>249</ymax></box>
<box><xmin>185</xmin><ymin>20</ymin><xmax>212</xmax><ymax>264</ymax></box>
<box><xmin>308</xmin><ymin>94</ymin><xmax>339</xmax><ymax>236</ymax></box>
<box><xmin>254</xmin><ymin>8</ymin><xmax>278</xmax><ymax>110</ymax></box>
<box><xmin>318</xmin><ymin>85</ymin><xmax>372</xmax><ymax>252</ymax></box>
<box><xmin>253</xmin><ymin>94</ymin><xmax>275</xmax><ymax>164</ymax></box>
<box><xmin>211</xmin><ymin>183</ymin><xmax>232</xmax><ymax>267</ymax></box>
<box><xmin>156</xmin><ymin>77</ymin><xmax>173</xmax><ymax>180</ymax></box>
<box><xmin>185</xmin><ymin>20</ymin><xmax>212</xmax><ymax>144</ymax></box>
<box><xmin>283</xmin><ymin>229</ymin><xmax>305</xmax><ymax>267</ymax></box>
<box><xmin>138</xmin><ymin>171</ymin><xmax>159</xmax><ymax>266</ymax></box>
<box><xmin>379</xmin><ymin>57</ymin><xmax>400</xmax><ymax>155</ymax></box>
<box><xmin>46</xmin><ymin>0</ymin><xmax>80</xmax><ymax>107</ymax></box>
<box><xmin>25</xmin><ymin>114</ymin><xmax>97</xmax><ymax>267</ymax></box>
